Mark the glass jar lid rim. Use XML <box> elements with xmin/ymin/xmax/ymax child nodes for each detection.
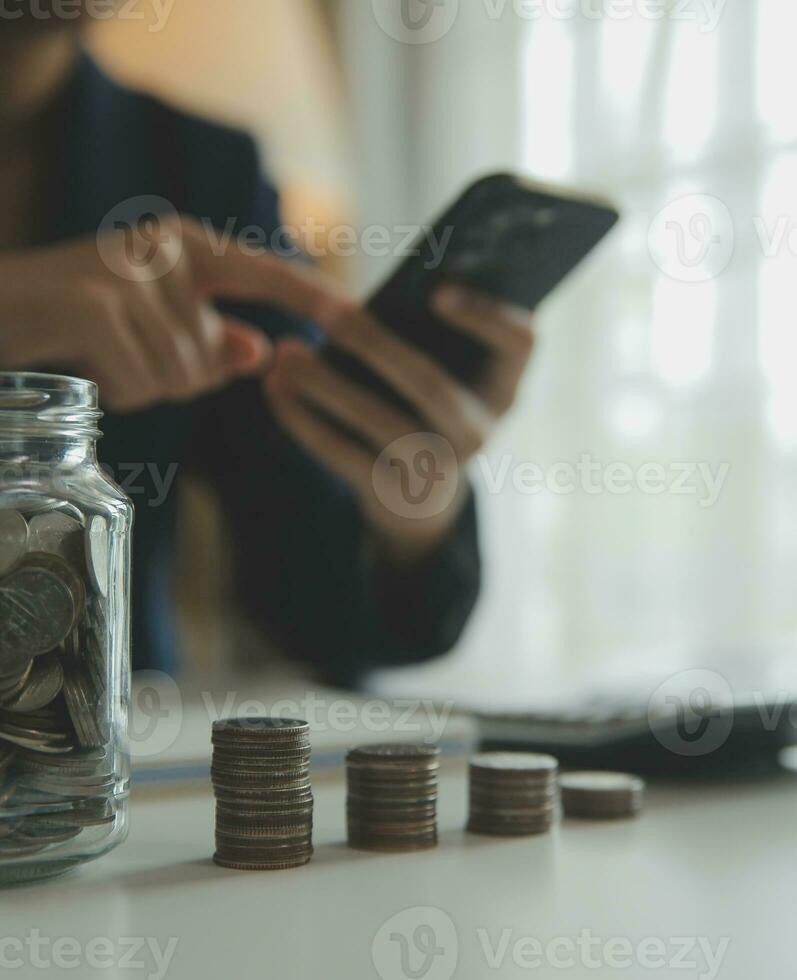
<box><xmin>0</xmin><ymin>373</ymin><xmax>102</xmax><ymax>433</ymax></box>
<box><xmin>0</xmin><ymin>372</ymin><xmax>99</xmax><ymax>408</ymax></box>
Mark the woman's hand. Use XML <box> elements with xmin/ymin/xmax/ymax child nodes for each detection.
<box><xmin>266</xmin><ymin>286</ymin><xmax>536</xmax><ymax>565</ymax></box>
<box><xmin>0</xmin><ymin>216</ymin><xmax>334</xmax><ymax>412</ymax></box>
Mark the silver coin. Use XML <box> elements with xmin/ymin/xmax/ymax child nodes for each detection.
<box><xmin>0</xmin><ymin>836</ymin><xmax>48</xmax><ymax>857</ymax></box>
<box><xmin>0</xmin><ymin>510</ymin><xmax>28</xmax><ymax>576</ymax></box>
<box><xmin>62</xmin><ymin>624</ymin><xmax>83</xmax><ymax>659</ymax></box>
<box><xmin>2</xmin><ymin>650</ymin><xmax>63</xmax><ymax>713</ymax></box>
<box><xmin>15</xmin><ymin>745</ymin><xmax>109</xmax><ymax>771</ymax></box>
<box><xmin>62</xmin><ymin>660</ymin><xmax>103</xmax><ymax>749</ymax></box>
<box><xmin>86</xmin><ymin>516</ymin><xmax>109</xmax><ymax>597</ymax></box>
<box><xmin>27</xmin><ymin>513</ymin><xmax>85</xmax><ymax>569</ymax></box>
<box><xmin>0</xmin><ymin>703</ymin><xmax>70</xmax><ymax>731</ymax></box>
<box><xmin>0</xmin><ymin>781</ymin><xmax>15</xmax><ymax>808</ymax></box>
<box><xmin>0</xmin><ymin>556</ymin><xmax>78</xmax><ymax>660</ymax></box>
<box><xmin>0</xmin><ymin>728</ymin><xmax>74</xmax><ymax>753</ymax></box>
<box><xmin>558</xmin><ymin>771</ymin><xmax>644</xmax><ymax>794</ymax></box>
<box><xmin>83</xmin><ymin>630</ymin><xmax>107</xmax><ymax>693</ymax></box>
<box><xmin>0</xmin><ymin>742</ymin><xmax>14</xmax><ymax>772</ymax></box>
<box><xmin>17</xmin><ymin>774</ymin><xmax>116</xmax><ymax>798</ymax></box>
<box><xmin>12</xmin><ymin>819</ymin><xmax>82</xmax><ymax>846</ymax></box>
<box><xmin>347</xmin><ymin>743</ymin><xmax>441</xmax><ymax>761</ymax></box>
<box><xmin>470</xmin><ymin>752</ymin><xmax>559</xmax><ymax>773</ymax></box>
<box><xmin>0</xmin><ymin>659</ymin><xmax>32</xmax><ymax>702</ymax></box>
<box><xmin>212</xmin><ymin>718</ymin><xmax>310</xmax><ymax>737</ymax></box>
<box><xmin>68</xmin><ymin>799</ymin><xmax>116</xmax><ymax>827</ymax></box>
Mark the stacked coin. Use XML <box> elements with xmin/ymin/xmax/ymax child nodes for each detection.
<box><xmin>559</xmin><ymin>771</ymin><xmax>645</xmax><ymax>819</ymax></box>
<box><xmin>467</xmin><ymin>752</ymin><xmax>559</xmax><ymax>836</ymax></box>
<box><xmin>211</xmin><ymin>718</ymin><xmax>314</xmax><ymax>871</ymax></box>
<box><xmin>0</xmin><ymin>508</ymin><xmax>117</xmax><ymax>859</ymax></box>
<box><xmin>346</xmin><ymin>744</ymin><xmax>440</xmax><ymax>852</ymax></box>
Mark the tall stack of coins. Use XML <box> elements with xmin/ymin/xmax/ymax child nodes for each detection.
<box><xmin>346</xmin><ymin>744</ymin><xmax>440</xmax><ymax>852</ymax></box>
<box><xmin>559</xmin><ymin>771</ymin><xmax>645</xmax><ymax>819</ymax></box>
<box><xmin>0</xmin><ymin>508</ymin><xmax>118</xmax><ymax>859</ymax></box>
<box><xmin>467</xmin><ymin>752</ymin><xmax>559</xmax><ymax>836</ymax></box>
<box><xmin>211</xmin><ymin>718</ymin><xmax>314</xmax><ymax>871</ymax></box>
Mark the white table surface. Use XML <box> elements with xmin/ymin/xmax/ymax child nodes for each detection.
<box><xmin>3</xmin><ymin>762</ymin><xmax>796</xmax><ymax>979</ymax></box>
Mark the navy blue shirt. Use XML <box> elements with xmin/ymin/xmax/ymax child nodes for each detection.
<box><xmin>40</xmin><ymin>54</ymin><xmax>481</xmax><ymax>687</ymax></box>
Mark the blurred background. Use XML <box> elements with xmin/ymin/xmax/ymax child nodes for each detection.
<box><xmin>87</xmin><ymin>0</ymin><xmax>797</xmax><ymax>706</ymax></box>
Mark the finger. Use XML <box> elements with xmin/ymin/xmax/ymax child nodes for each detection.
<box><xmin>79</xmin><ymin>297</ymin><xmax>161</xmax><ymax>411</ymax></box>
<box><xmin>90</xmin><ymin>323</ymin><xmax>161</xmax><ymax>412</ymax></box>
<box><xmin>220</xmin><ymin>317</ymin><xmax>272</xmax><ymax>376</ymax></box>
<box><xmin>324</xmin><ymin>307</ymin><xmax>491</xmax><ymax>456</ymax></box>
<box><xmin>158</xmin><ymin>253</ymin><xmax>225</xmax><ymax>372</ymax></box>
<box><xmin>274</xmin><ymin>340</ymin><xmax>415</xmax><ymax>454</ymax></box>
<box><xmin>182</xmin><ymin>218</ymin><xmax>349</xmax><ymax>328</ymax></box>
<box><xmin>433</xmin><ymin>285</ymin><xmax>535</xmax><ymax>361</ymax></box>
<box><xmin>266</xmin><ymin>372</ymin><xmax>374</xmax><ymax>493</ymax></box>
<box><xmin>127</xmin><ymin>282</ymin><xmax>205</xmax><ymax>396</ymax></box>
<box><xmin>433</xmin><ymin>285</ymin><xmax>536</xmax><ymax>407</ymax></box>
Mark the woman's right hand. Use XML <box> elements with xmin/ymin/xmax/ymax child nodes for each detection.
<box><xmin>0</xmin><ymin>215</ymin><xmax>339</xmax><ymax>412</ymax></box>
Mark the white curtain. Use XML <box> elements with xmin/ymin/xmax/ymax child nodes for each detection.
<box><xmin>336</xmin><ymin>0</ymin><xmax>797</xmax><ymax>706</ymax></box>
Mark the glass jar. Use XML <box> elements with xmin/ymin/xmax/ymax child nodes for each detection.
<box><xmin>0</xmin><ymin>373</ymin><xmax>132</xmax><ymax>885</ymax></box>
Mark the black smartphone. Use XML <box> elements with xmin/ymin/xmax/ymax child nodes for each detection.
<box><xmin>321</xmin><ymin>173</ymin><xmax>619</xmax><ymax>408</ymax></box>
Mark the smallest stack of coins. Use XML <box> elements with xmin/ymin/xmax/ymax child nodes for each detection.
<box><xmin>467</xmin><ymin>752</ymin><xmax>559</xmax><ymax>836</ymax></box>
<box><xmin>211</xmin><ymin>718</ymin><xmax>313</xmax><ymax>871</ymax></box>
<box><xmin>346</xmin><ymin>744</ymin><xmax>440</xmax><ymax>852</ymax></box>
<box><xmin>559</xmin><ymin>771</ymin><xmax>644</xmax><ymax>819</ymax></box>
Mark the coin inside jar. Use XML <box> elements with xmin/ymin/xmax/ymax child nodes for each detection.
<box><xmin>86</xmin><ymin>515</ymin><xmax>110</xmax><ymax>597</ymax></box>
<box><xmin>0</xmin><ymin>510</ymin><xmax>28</xmax><ymax>576</ymax></box>
<box><xmin>0</xmin><ymin>553</ymin><xmax>80</xmax><ymax>660</ymax></box>
<box><xmin>0</xmin><ymin>651</ymin><xmax>63</xmax><ymax>713</ymax></box>
<box><xmin>28</xmin><ymin>513</ymin><xmax>85</xmax><ymax>571</ymax></box>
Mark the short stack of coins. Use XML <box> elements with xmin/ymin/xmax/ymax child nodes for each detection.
<box><xmin>559</xmin><ymin>771</ymin><xmax>644</xmax><ymax>819</ymax></box>
<box><xmin>211</xmin><ymin>718</ymin><xmax>314</xmax><ymax>871</ymax></box>
<box><xmin>467</xmin><ymin>752</ymin><xmax>559</xmax><ymax>836</ymax></box>
<box><xmin>346</xmin><ymin>744</ymin><xmax>440</xmax><ymax>852</ymax></box>
<box><xmin>0</xmin><ymin>508</ymin><xmax>119</xmax><ymax>859</ymax></box>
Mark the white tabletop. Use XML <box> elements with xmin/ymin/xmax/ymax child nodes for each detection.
<box><xmin>3</xmin><ymin>762</ymin><xmax>795</xmax><ymax>979</ymax></box>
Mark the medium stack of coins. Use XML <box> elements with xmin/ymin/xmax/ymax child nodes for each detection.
<box><xmin>346</xmin><ymin>744</ymin><xmax>440</xmax><ymax>852</ymax></box>
<box><xmin>211</xmin><ymin>718</ymin><xmax>314</xmax><ymax>871</ymax></box>
<box><xmin>559</xmin><ymin>771</ymin><xmax>645</xmax><ymax>819</ymax></box>
<box><xmin>467</xmin><ymin>752</ymin><xmax>559</xmax><ymax>836</ymax></box>
<box><xmin>0</xmin><ymin>509</ymin><xmax>118</xmax><ymax>859</ymax></box>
